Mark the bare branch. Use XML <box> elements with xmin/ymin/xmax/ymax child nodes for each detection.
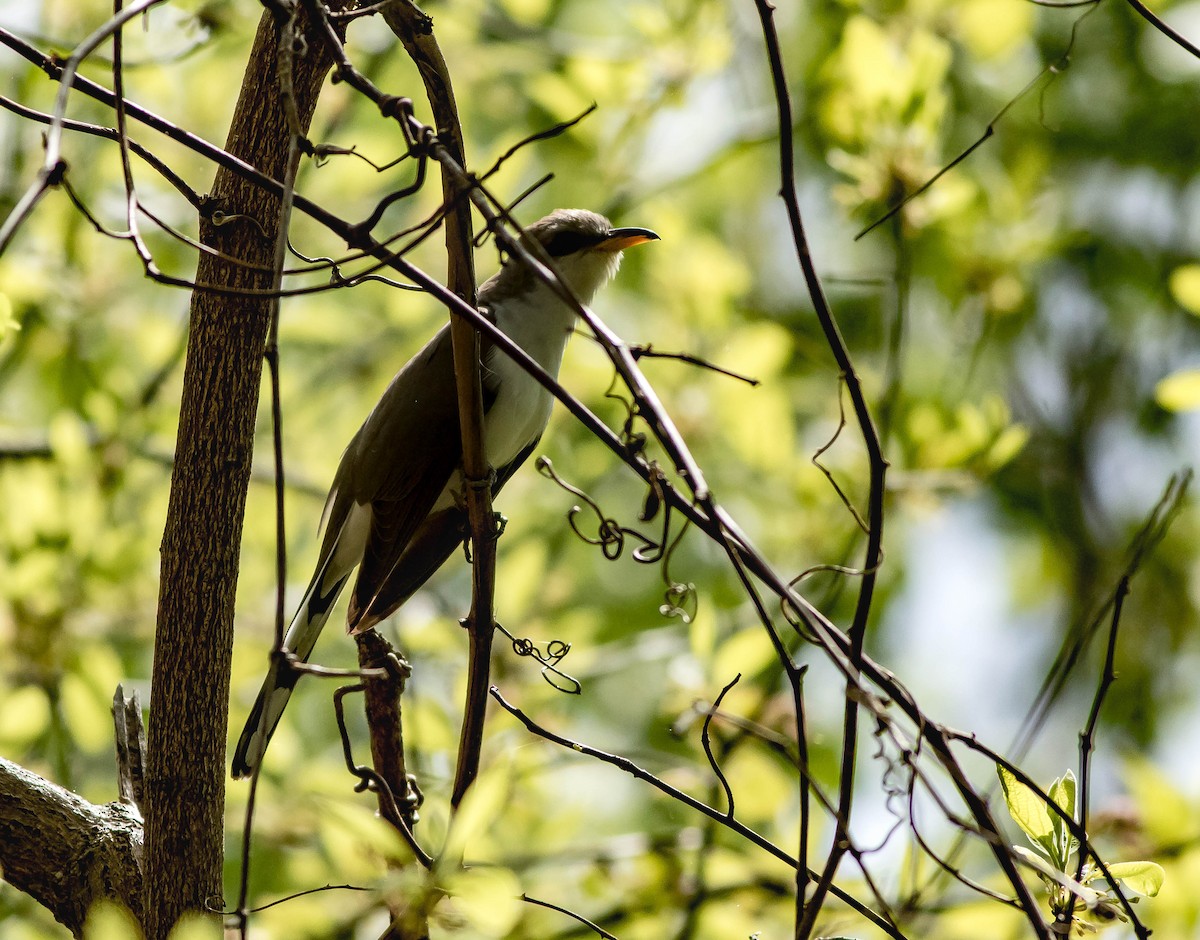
<box><xmin>1124</xmin><ymin>0</ymin><xmax>1200</xmax><ymax>59</ymax></box>
<box><xmin>521</xmin><ymin>893</ymin><xmax>619</xmax><ymax>940</ymax></box>
<box><xmin>112</xmin><ymin>685</ymin><xmax>146</xmax><ymax>814</ymax></box>
<box><xmin>491</xmin><ymin>689</ymin><xmax>904</xmax><ymax>938</ymax></box>
<box><xmin>0</xmin><ymin>757</ymin><xmax>143</xmax><ymax>936</ymax></box>
<box><xmin>855</xmin><ymin>2</ymin><xmax>1098</xmax><ymax>241</ymax></box>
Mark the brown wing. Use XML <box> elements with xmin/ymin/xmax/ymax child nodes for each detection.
<box><xmin>350</xmin><ymin>507</ymin><xmax>466</xmax><ymax>631</ymax></box>
<box><xmin>350</xmin><ymin>433</ymin><xmax>544</xmax><ymax>632</ymax></box>
<box><xmin>334</xmin><ymin>319</ymin><xmax>518</xmax><ymax>632</ymax></box>
<box><xmin>329</xmin><ymin>325</ymin><xmax>464</xmax><ymax>631</ymax></box>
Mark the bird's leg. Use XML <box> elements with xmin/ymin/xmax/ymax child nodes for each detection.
<box><xmin>461</xmin><ymin>513</ymin><xmax>507</xmax><ymax>565</ymax></box>
<box><xmin>458</xmin><ymin>467</ymin><xmax>505</xmax><ymax>563</ymax></box>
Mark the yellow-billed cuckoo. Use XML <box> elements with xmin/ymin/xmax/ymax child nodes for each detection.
<box><xmin>232</xmin><ymin>209</ymin><xmax>658</xmax><ymax>777</ymax></box>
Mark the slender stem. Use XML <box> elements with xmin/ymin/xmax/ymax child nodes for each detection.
<box><xmin>1066</xmin><ymin>577</ymin><xmax>1129</xmax><ymax>931</ymax></box>
<box><xmin>376</xmin><ymin>4</ymin><xmax>493</xmax><ymax>811</ymax></box>
<box><xmin>1124</xmin><ymin>0</ymin><xmax>1200</xmax><ymax>58</ymax></box>
<box><xmin>492</xmin><ymin>689</ymin><xmax>905</xmax><ymax>939</ymax></box>
<box><xmin>748</xmin><ymin>2</ymin><xmax>888</xmax><ymax>933</ymax></box>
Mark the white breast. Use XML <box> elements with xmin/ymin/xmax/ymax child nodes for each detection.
<box><xmin>482</xmin><ymin>286</ymin><xmax>577</xmax><ymax>467</ymax></box>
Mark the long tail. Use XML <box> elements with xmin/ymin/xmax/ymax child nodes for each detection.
<box><xmin>231</xmin><ymin>552</ymin><xmax>350</xmax><ymax>778</ymax></box>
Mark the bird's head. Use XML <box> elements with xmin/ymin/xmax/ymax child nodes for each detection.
<box><xmin>484</xmin><ymin>208</ymin><xmax>659</xmax><ymax>307</ymax></box>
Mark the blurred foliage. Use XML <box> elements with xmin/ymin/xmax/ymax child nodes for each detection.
<box><xmin>3</xmin><ymin>0</ymin><xmax>1200</xmax><ymax>936</ymax></box>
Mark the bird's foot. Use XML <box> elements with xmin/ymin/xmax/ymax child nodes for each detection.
<box><xmin>460</xmin><ymin>512</ymin><xmax>508</xmax><ymax>562</ymax></box>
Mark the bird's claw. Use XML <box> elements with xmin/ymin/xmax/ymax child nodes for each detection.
<box><xmin>460</xmin><ymin>512</ymin><xmax>508</xmax><ymax>563</ymax></box>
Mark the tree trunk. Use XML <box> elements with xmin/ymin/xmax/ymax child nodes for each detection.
<box><xmin>143</xmin><ymin>9</ymin><xmax>342</xmax><ymax>936</ymax></box>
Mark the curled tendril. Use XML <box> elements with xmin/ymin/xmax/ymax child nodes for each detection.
<box><xmin>659</xmin><ymin>580</ymin><xmax>697</xmax><ymax>624</ymax></box>
<box><xmin>780</xmin><ymin>592</ymin><xmax>819</xmax><ymax>643</ymax></box>
<box><xmin>658</xmin><ymin>512</ymin><xmax>696</xmax><ymax>623</ymax></box>
<box><xmin>209</xmin><ymin>209</ymin><xmax>269</xmax><ymax>240</ymax></box>
<box><xmin>572</xmin><ymin>508</ymin><xmax>632</xmax><ymax>560</ymax></box>
<box><xmin>496</xmin><ymin>621</ymin><xmax>581</xmax><ymax>694</ymax></box>
<box><xmin>538</xmin><ymin>456</ymin><xmax>624</xmax><ymax>559</ymax></box>
<box><xmin>813</xmin><ymin>376</ymin><xmax>869</xmax><ymax>534</ymax></box>
<box><xmin>780</xmin><ymin>560</ymin><xmax>880</xmax><ymax>642</ymax></box>
<box><xmin>307</xmin><ymin>142</ymin><xmax>412</xmax><ymax>173</ymax></box>
<box><xmin>536</xmin><ymin>457</ymin><xmax>697</xmax><ymax>625</ymax></box>
<box><xmin>285</xmin><ymin>237</ymin><xmax>425</xmax><ymax>293</ymax></box>
<box><xmin>601</xmin><ymin>371</ymin><xmax>647</xmax><ymax>455</ymax></box>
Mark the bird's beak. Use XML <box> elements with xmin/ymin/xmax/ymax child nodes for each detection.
<box><xmin>598</xmin><ymin>226</ymin><xmax>661</xmax><ymax>253</ymax></box>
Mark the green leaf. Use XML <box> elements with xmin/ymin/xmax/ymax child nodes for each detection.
<box><xmin>985</xmin><ymin>423</ymin><xmax>1030</xmax><ymax>471</ymax></box>
<box><xmin>0</xmin><ymin>684</ymin><xmax>52</xmax><ymax>748</ymax></box>
<box><xmin>1103</xmin><ymin>861</ymin><xmax>1165</xmax><ymax>897</ymax></box>
<box><xmin>1155</xmin><ymin>369</ymin><xmax>1200</xmax><ymax>412</ymax></box>
<box><xmin>439</xmin><ymin>760</ymin><xmax>514</xmax><ymax>869</ymax></box>
<box><xmin>498</xmin><ymin>0</ymin><xmax>551</xmax><ymax>21</ymax></box>
<box><xmin>317</xmin><ymin>800</ymin><xmax>406</xmax><ymax>882</ymax></box>
<box><xmin>0</xmin><ymin>291</ymin><xmax>18</xmax><ymax>339</ymax></box>
<box><xmin>1124</xmin><ymin>758</ymin><xmax>1196</xmax><ymax>844</ymax></box>
<box><xmin>1048</xmin><ymin>770</ymin><xmax>1078</xmax><ymax>866</ymax></box>
<box><xmin>955</xmin><ymin>0</ymin><xmax>1034</xmax><ymax>60</ymax></box>
<box><xmin>1048</xmin><ymin>770</ymin><xmax>1076</xmax><ymax>818</ymax></box>
<box><xmin>997</xmin><ymin>765</ymin><xmax>1056</xmax><ymax>855</ymax></box>
<box><xmin>1012</xmin><ymin>845</ymin><xmax>1062</xmax><ymax>881</ymax></box>
<box><xmin>713</xmin><ymin>627</ymin><xmax>779</xmax><ymax>680</ymax></box>
<box><xmin>167</xmin><ymin>914</ymin><xmax>221</xmax><ymax>940</ymax></box>
<box><xmin>1169</xmin><ymin>264</ymin><xmax>1200</xmax><ymax>316</ymax></box>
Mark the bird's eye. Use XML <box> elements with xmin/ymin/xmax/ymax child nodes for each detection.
<box><xmin>542</xmin><ymin>229</ymin><xmax>603</xmax><ymax>257</ymax></box>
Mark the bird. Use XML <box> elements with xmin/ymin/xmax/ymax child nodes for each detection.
<box><xmin>232</xmin><ymin>208</ymin><xmax>659</xmax><ymax>777</ymax></box>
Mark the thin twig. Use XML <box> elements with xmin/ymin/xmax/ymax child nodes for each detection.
<box><xmin>244</xmin><ymin>884</ymin><xmax>371</xmax><ymax>913</ymax></box>
<box><xmin>521</xmin><ymin>894</ymin><xmax>619</xmax><ymax>940</ymax></box>
<box><xmin>1016</xmin><ymin>471</ymin><xmax>1191</xmax><ymax>754</ymax></box>
<box><xmin>629</xmin><ymin>343</ymin><xmax>760</xmax><ymax>386</ymax></box>
<box><xmin>748</xmin><ymin>3</ymin><xmax>890</xmax><ymax>935</ymax></box>
<box><xmin>855</xmin><ymin>2</ymin><xmax>1097</xmax><ymax>240</ymax></box>
<box><xmin>492</xmin><ymin>688</ymin><xmax>904</xmax><ymax>938</ymax></box>
<box><xmin>232</xmin><ymin>10</ymin><xmax>305</xmax><ymax>926</ymax></box>
<box><xmin>1124</xmin><ymin>0</ymin><xmax>1200</xmax><ymax>59</ymax></box>
<box><xmin>333</xmin><ymin>684</ymin><xmax>433</xmax><ymax>868</ymax></box>
<box><xmin>946</xmin><ymin>731</ymin><xmax>1145</xmax><ymax>932</ymax></box>
<box><xmin>1066</xmin><ymin>576</ymin><xmax>1130</xmax><ymax>932</ymax></box>
<box><xmin>477</xmin><ymin>103</ymin><xmax>597</xmax><ymax>184</ymax></box>
<box><xmin>110</xmin><ymin>0</ymin><xmax>155</xmax><ymax>276</ymax></box>
<box><xmin>700</xmin><ymin>674</ymin><xmax>741</xmax><ymax>818</ymax></box>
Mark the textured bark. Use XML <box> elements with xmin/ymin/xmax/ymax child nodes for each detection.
<box><xmin>355</xmin><ymin>632</ymin><xmax>419</xmax><ymax>834</ymax></box>
<box><xmin>0</xmin><ymin>757</ymin><xmax>143</xmax><ymax>937</ymax></box>
<box><xmin>143</xmin><ymin>9</ymin><xmax>343</xmax><ymax>937</ymax></box>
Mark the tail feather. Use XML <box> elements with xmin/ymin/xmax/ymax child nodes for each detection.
<box><xmin>231</xmin><ymin>561</ymin><xmax>349</xmax><ymax>778</ymax></box>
